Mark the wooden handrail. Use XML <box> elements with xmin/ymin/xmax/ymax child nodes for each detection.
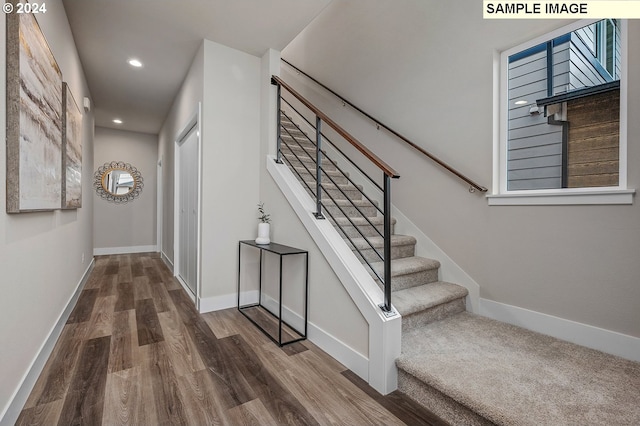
<box><xmin>281</xmin><ymin>59</ymin><xmax>487</xmax><ymax>193</ymax></box>
<box><xmin>272</xmin><ymin>75</ymin><xmax>399</xmax><ymax>179</ymax></box>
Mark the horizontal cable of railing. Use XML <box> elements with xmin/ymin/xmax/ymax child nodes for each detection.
<box><xmin>278</xmin><ymin>131</ymin><xmax>385</xmax><ymax>279</ymax></box>
<box><xmin>281</xmin><ymin>59</ymin><xmax>487</xmax><ymax>193</ymax></box>
<box><xmin>273</xmin><ymin>76</ymin><xmax>396</xmax><ymax>312</ymax></box>
<box><xmin>280</xmin><ymin>111</ymin><xmax>385</xmax><ymax>242</ymax></box>
<box><xmin>272</xmin><ymin>76</ymin><xmax>399</xmax><ymax>179</ymax></box>
<box><xmin>280</xmin><ymin>103</ymin><xmax>384</xmax><ymax>212</ymax></box>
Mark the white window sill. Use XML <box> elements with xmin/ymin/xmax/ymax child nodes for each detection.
<box><xmin>487</xmin><ymin>188</ymin><xmax>635</xmax><ymax>206</ymax></box>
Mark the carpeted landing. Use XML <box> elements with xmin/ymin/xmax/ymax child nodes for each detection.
<box><xmin>396</xmin><ymin>312</ymin><xmax>640</xmax><ymax>425</ymax></box>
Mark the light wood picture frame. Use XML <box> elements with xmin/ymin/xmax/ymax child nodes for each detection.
<box><xmin>62</xmin><ymin>83</ymin><xmax>83</xmax><ymax>209</ymax></box>
<box><xmin>6</xmin><ymin>10</ymin><xmax>63</xmax><ymax>213</ymax></box>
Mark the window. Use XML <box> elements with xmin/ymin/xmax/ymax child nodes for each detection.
<box><xmin>490</xmin><ymin>19</ymin><xmax>633</xmax><ymax>205</ymax></box>
<box><xmin>596</xmin><ymin>19</ymin><xmax>618</xmax><ymax>78</ymax></box>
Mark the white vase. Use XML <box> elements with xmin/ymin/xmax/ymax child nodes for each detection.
<box><xmin>255</xmin><ymin>222</ymin><xmax>270</xmax><ymax>244</ymax></box>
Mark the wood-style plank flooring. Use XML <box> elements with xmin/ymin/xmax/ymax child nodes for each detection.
<box><xmin>17</xmin><ymin>253</ymin><xmax>446</xmax><ymax>425</ymax></box>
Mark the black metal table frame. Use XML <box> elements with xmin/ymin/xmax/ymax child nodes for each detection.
<box><xmin>237</xmin><ymin>240</ymin><xmax>308</xmax><ymax>346</ymax></box>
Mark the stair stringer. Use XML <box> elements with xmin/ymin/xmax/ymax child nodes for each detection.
<box><xmin>267</xmin><ymin>155</ymin><xmax>401</xmax><ymax>395</ymax></box>
<box><xmin>281</xmin><ymin>102</ymin><xmax>480</xmax><ymax>313</ymax></box>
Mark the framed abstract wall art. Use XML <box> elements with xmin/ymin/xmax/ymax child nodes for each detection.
<box><xmin>62</xmin><ymin>83</ymin><xmax>83</xmax><ymax>209</ymax></box>
<box><xmin>6</xmin><ymin>10</ymin><xmax>63</xmax><ymax>212</ymax></box>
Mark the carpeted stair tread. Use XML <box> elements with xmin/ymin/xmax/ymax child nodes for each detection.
<box><xmin>293</xmin><ymin>166</ymin><xmax>345</xmax><ymax>178</ymax></box>
<box><xmin>322</xmin><ymin>198</ymin><xmax>377</xmax><ymax>208</ymax></box>
<box><xmin>348</xmin><ymin>234</ymin><xmax>416</xmax><ymax>250</ymax></box>
<box><xmin>392</xmin><ymin>282</ymin><xmax>467</xmax><ymax>316</ymax></box>
<box><xmin>397</xmin><ymin>312</ymin><xmax>640</xmax><ymax>426</ymax></box>
<box><xmin>370</xmin><ymin>256</ymin><xmax>440</xmax><ymax>278</ymax></box>
<box><xmin>302</xmin><ymin>180</ymin><xmax>362</xmax><ymax>192</ymax></box>
<box><xmin>332</xmin><ymin>215</ymin><xmax>396</xmax><ymax>227</ymax></box>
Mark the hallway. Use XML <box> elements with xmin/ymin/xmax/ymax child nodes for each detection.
<box><xmin>17</xmin><ymin>253</ymin><xmax>444</xmax><ymax>425</ymax></box>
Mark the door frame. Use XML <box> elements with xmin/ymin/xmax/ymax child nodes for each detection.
<box><xmin>173</xmin><ymin>103</ymin><xmax>202</xmax><ymax>308</ymax></box>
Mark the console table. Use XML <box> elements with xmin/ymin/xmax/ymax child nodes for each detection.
<box><xmin>237</xmin><ymin>240</ymin><xmax>308</xmax><ymax>346</ymax></box>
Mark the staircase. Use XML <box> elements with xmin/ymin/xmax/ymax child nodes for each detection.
<box><xmin>279</xmin><ymin>112</ymin><xmax>468</xmax><ymax>327</ymax></box>
<box><xmin>277</xmin><ymin>111</ymin><xmax>640</xmax><ymax>426</ymax></box>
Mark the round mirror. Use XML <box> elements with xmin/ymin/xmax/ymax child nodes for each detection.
<box><xmin>94</xmin><ymin>161</ymin><xmax>143</xmax><ymax>203</ymax></box>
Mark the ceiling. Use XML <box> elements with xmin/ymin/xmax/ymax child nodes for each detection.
<box><xmin>62</xmin><ymin>0</ymin><xmax>331</xmax><ymax>134</ymax></box>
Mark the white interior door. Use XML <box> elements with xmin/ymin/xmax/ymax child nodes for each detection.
<box><xmin>178</xmin><ymin>127</ymin><xmax>198</xmax><ymax>296</ymax></box>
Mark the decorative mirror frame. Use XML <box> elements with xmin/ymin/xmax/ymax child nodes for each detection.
<box><xmin>93</xmin><ymin>161</ymin><xmax>144</xmax><ymax>203</ymax></box>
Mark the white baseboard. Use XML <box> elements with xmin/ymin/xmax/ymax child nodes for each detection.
<box><xmin>0</xmin><ymin>260</ymin><xmax>95</xmax><ymax>426</ymax></box>
<box><xmin>198</xmin><ymin>290</ymin><xmax>261</xmax><ymax>314</ymax></box>
<box><xmin>93</xmin><ymin>245</ymin><xmax>158</xmax><ymax>256</ymax></box>
<box><xmin>259</xmin><ymin>294</ymin><xmax>369</xmax><ymax>380</ymax></box>
<box><xmin>267</xmin><ymin>155</ymin><xmax>400</xmax><ymax>394</ymax></box>
<box><xmin>161</xmin><ymin>251</ymin><xmax>174</xmax><ymax>273</ymax></box>
<box><xmin>199</xmin><ymin>291</ymin><xmax>370</xmax><ymax>381</ymax></box>
<box><xmin>198</xmin><ymin>293</ymin><xmax>236</xmax><ymax>313</ymax></box>
<box><xmin>307</xmin><ymin>321</ymin><xmax>369</xmax><ymax>380</ymax></box>
<box><xmin>480</xmin><ymin>298</ymin><xmax>640</xmax><ymax>362</ymax></box>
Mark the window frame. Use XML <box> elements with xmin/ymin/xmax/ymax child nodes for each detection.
<box><xmin>596</xmin><ymin>19</ymin><xmax>618</xmax><ymax>78</ymax></box>
<box><xmin>489</xmin><ymin>19</ymin><xmax>633</xmax><ymax>206</ymax></box>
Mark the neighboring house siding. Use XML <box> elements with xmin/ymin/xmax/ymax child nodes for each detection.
<box><xmin>508</xmin><ymin>49</ymin><xmax>563</xmax><ymax>190</ymax></box>
<box><xmin>507</xmin><ymin>20</ymin><xmax>621</xmax><ymax>190</ymax></box>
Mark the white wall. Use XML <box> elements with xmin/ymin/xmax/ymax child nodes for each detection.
<box><xmin>198</xmin><ymin>40</ymin><xmax>262</xmax><ymax>306</ymax></box>
<box><xmin>0</xmin><ymin>0</ymin><xmax>94</xmax><ymax>421</ymax></box>
<box><xmin>158</xmin><ymin>43</ymin><xmax>204</xmax><ymax>266</ymax></box>
<box><xmin>282</xmin><ymin>1</ymin><xmax>640</xmax><ymax>340</ymax></box>
<box><xmin>156</xmin><ymin>41</ymin><xmax>370</xmax><ymax>358</ymax></box>
<box><xmin>93</xmin><ymin>127</ymin><xmax>158</xmax><ymax>253</ymax></box>
<box><xmin>259</xmin><ymin>50</ymin><xmax>370</xmax><ymax>358</ymax></box>
<box><xmin>158</xmin><ymin>39</ymin><xmax>262</xmax><ymax>307</ymax></box>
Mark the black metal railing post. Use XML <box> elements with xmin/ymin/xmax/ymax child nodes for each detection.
<box><xmin>315</xmin><ymin>115</ymin><xmax>324</xmax><ymax>219</ymax></box>
<box><xmin>382</xmin><ymin>173</ymin><xmax>392</xmax><ymax>312</ymax></box>
<box><xmin>276</xmin><ymin>82</ymin><xmax>283</xmax><ymax>164</ymax></box>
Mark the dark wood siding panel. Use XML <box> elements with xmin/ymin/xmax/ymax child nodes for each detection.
<box><xmin>566</xmin><ymin>89</ymin><xmax>620</xmax><ymax>188</ymax></box>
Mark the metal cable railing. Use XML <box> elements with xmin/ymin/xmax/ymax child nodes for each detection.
<box><xmin>282</xmin><ymin>98</ymin><xmax>384</xmax><ymax>194</ymax></box>
<box><xmin>283</xmin><ymin>99</ymin><xmax>382</xmax><ymax>213</ymax></box>
<box><xmin>272</xmin><ymin>75</ymin><xmax>398</xmax><ymax>312</ymax></box>
<box><xmin>279</xmin><ymin>112</ymin><xmax>385</xmax><ymax>252</ymax></box>
<box><xmin>278</xmin><ymin>116</ymin><xmax>385</xmax><ymax>282</ymax></box>
<box><xmin>283</xmin><ymin>114</ymin><xmax>383</xmax><ymax>237</ymax></box>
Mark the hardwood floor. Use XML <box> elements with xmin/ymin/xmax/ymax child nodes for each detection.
<box><xmin>17</xmin><ymin>253</ymin><xmax>446</xmax><ymax>425</ymax></box>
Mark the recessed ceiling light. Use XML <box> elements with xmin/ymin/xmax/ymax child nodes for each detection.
<box><xmin>515</xmin><ymin>100</ymin><xmax>528</xmax><ymax>105</ymax></box>
<box><xmin>128</xmin><ymin>58</ymin><xmax>143</xmax><ymax>68</ymax></box>
<box><xmin>113</xmin><ymin>119</ymin><xmax>123</xmax><ymax>124</ymax></box>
